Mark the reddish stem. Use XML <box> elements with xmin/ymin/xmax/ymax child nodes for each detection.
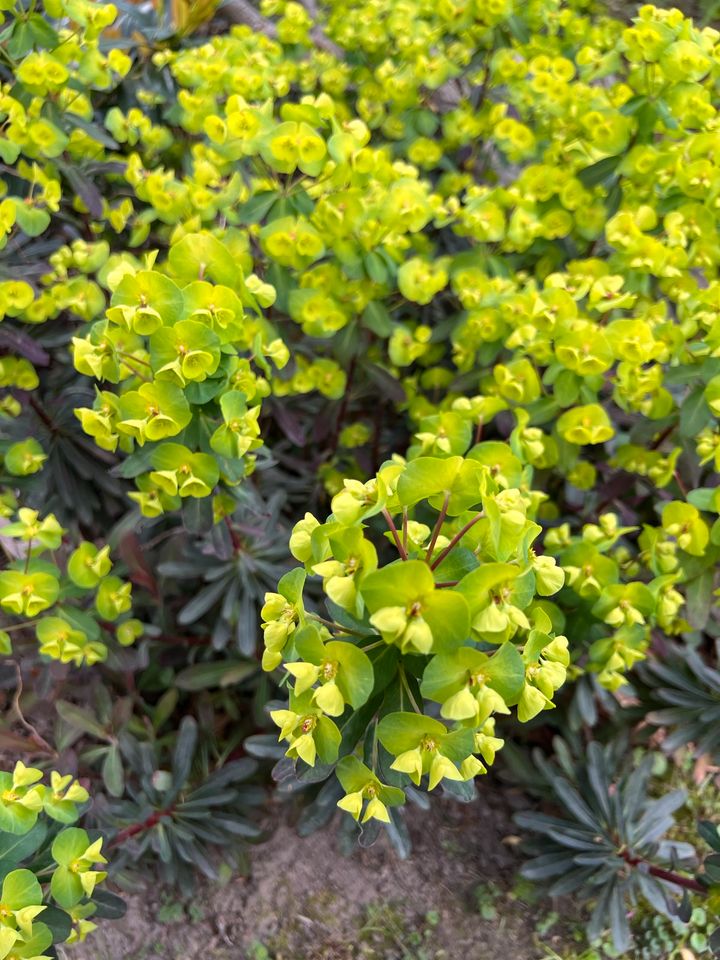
<box><xmin>430</xmin><ymin>512</ymin><xmax>483</xmax><ymax>571</ymax></box>
<box><xmin>109</xmin><ymin>807</ymin><xmax>175</xmax><ymax>848</ymax></box>
<box><xmin>29</xmin><ymin>396</ymin><xmax>57</xmax><ymax>433</ymax></box>
<box><xmin>673</xmin><ymin>470</ymin><xmax>688</xmax><ymax>498</ymax></box>
<box><xmin>646</xmin><ymin>864</ymin><xmax>705</xmax><ymax>893</ymax></box>
<box><xmin>621</xmin><ymin>851</ymin><xmax>705</xmax><ymax>894</ymax></box>
<box><xmin>650</xmin><ymin>422</ymin><xmax>676</xmax><ymax>451</ymax></box>
<box><xmin>329</xmin><ymin>355</ymin><xmax>357</xmax><ymax>455</ymax></box>
<box><xmin>382</xmin><ymin>508</ymin><xmax>408</xmax><ymax>561</ymax></box>
<box><xmin>425</xmin><ymin>493</ymin><xmax>450</xmax><ymax>564</ymax></box>
<box><xmin>225</xmin><ymin>515</ymin><xmax>243</xmax><ymax>552</ymax></box>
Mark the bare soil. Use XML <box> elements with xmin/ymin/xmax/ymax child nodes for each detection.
<box><xmin>68</xmin><ymin>788</ymin><xmax>562</xmax><ymax>960</ymax></box>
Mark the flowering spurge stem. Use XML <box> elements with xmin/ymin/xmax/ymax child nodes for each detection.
<box><xmin>398</xmin><ymin>664</ymin><xmax>422</xmax><ymax>714</ymax></box>
<box><xmin>109</xmin><ymin>807</ymin><xmax>176</xmax><ymax>849</ymax></box>
<box><xmin>382</xmin><ymin>508</ymin><xmax>408</xmax><ymax>561</ymax></box>
<box><xmin>307</xmin><ymin>613</ymin><xmax>368</xmax><ymax>638</ymax></box>
<box><xmin>425</xmin><ymin>493</ymin><xmax>451</xmax><ymax>563</ymax></box>
<box><xmin>430</xmin><ymin>512</ymin><xmax>484</xmax><ymax>571</ymax></box>
<box><xmin>620</xmin><ymin>850</ymin><xmax>705</xmax><ymax>894</ymax></box>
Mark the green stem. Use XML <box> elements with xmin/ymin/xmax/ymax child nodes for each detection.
<box><xmin>307</xmin><ymin>613</ymin><xmax>367</xmax><ymax>638</ymax></box>
<box><xmin>360</xmin><ymin>639</ymin><xmax>384</xmax><ymax>653</ymax></box>
<box><xmin>2</xmin><ymin>620</ymin><xmax>41</xmax><ymax>633</ymax></box>
<box><xmin>371</xmin><ymin>720</ymin><xmax>379</xmax><ymax>774</ymax></box>
<box><xmin>398</xmin><ymin>664</ymin><xmax>422</xmax><ymax>714</ymax></box>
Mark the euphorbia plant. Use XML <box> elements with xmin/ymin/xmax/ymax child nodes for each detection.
<box><xmin>0</xmin><ymin>2</ymin><xmax>719</xmax><ymax>949</ymax></box>
<box><xmin>261</xmin><ymin>436</ymin><xmax>703</xmax><ymax>824</ymax></box>
<box><xmin>0</xmin><ymin>761</ymin><xmax>120</xmax><ymax>954</ymax></box>
<box><xmin>263</xmin><ymin>450</ymin><xmax>569</xmax><ymax>815</ymax></box>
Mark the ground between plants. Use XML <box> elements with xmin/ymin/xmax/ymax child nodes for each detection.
<box><xmin>70</xmin><ymin>793</ymin><xmax>553</xmax><ymax>960</ymax></box>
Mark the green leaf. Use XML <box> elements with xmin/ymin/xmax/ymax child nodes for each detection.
<box><xmin>43</xmin><ymin>797</ymin><xmax>82</xmax><ymax>825</ymax></box>
<box><xmin>336</xmin><ymin>755</ymin><xmax>372</xmax><ymax>793</ymax></box>
<box><xmin>655</xmin><ymin>98</ymin><xmax>679</xmax><ymax>130</ymax></box>
<box><xmin>365</xmin><ymin>252</ymin><xmax>388</xmax><ymax>284</ymax></box>
<box><xmin>439</xmin><ymin>726</ymin><xmax>475</xmax><ymax>762</ymax></box>
<box><xmin>13</xmin><ymin>203</ymin><xmax>50</xmax><ymax>238</ymax></box>
<box><xmin>91</xmin><ymin>888</ymin><xmax>128</xmax><ymax>920</ymax></box>
<box><xmin>57</xmin><ymin>161</ymin><xmax>103</xmax><ymax>219</ymax></box>
<box><xmin>377</xmin><ymin>712</ymin><xmax>446</xmax><ymax>754</ymax></box>
<box><xmin>236</xmin><ymin>191</ymin><xmax>278</xmax><ymax>223</ymax></box>
<box><xmin>314</xmin><ymin>716</ymin><xmax>341</xmax><ymax>764</ymax></box>
<box><xmin>578</xmin><ymin>155</ymin><xmax>621</xmax><ymax>188</ymax></box>
<box><xmin>620</xmin><ymin>95</ymin><xmax>648</xmax><ymax>116</ymax></box>
<box><xmin>0</xmin><ymin>822</ymin><xmax>46</xmax><ymax>863</ymax></box>
<box><xmin>688</xmin><ymin>488</ymin><xmax>719</xmax><ymax>512</ymax></box>
<box><xmin>10</xmin><ymin>923</ymin><xmax>53</xmax><ymax>960</ymax></box>
<box><xmin>505</xmin><ymin>14</ymin><xmax>530</xmax><ymax>42</ymax></box>
<box><xmin>169</xmin><ymin>716</ymin><xmax>197</xmax><ymax>797</ymax></box>
<box><xmin>431</xmin><ymin>547</ymin><xmax>478</xmax><ymax>584</ymax></box>
<box><xmin>483</xmin><ymin>641</ymin><xmax>526</xmax><ymax>704</ymax></box>
<box><xmin>703</xmin><ymin>854</ymin><xmax>720</xmax><ymax>883</ymax></box>
<box><xmin>421</xmin><ymin>641</ymin><xmax>524</xmax><ymax>704</ymax></box>
<box><xmin>327</xmin><ymin>641</ymin><xmax>374</xmax><ymax>709</ymax></box>
<box><xmin>7</xmin><ymin>20</ymin><xmax>33</xmax><ymax>58</ymax></box>
<box><xmin>368</xmin><ymin>645</ymin><xmax>399</xmax><ymax>695</ymax></box>
<box><xmin>51</xmin><ymin>828</ymin><xmax>89</xmax><ymax>867</ymax></box>
<box><xmin>278</xmin><ymin>567</ymin><xmax>306</xmax><ymax>604</ymax></box>
<box><xmin>456</xmin><ymin>563</ymin><xmax>520</xmax><ymax>613</ymax></box>
<box><xmin>680</xmin><ymin>386</ymin><xmax>712</xmax><ymax>438</ymax></box>
<box><xmin>102</xmin><ymin>744</ymin><xmax>125</xmax><ymax>798</ymax></box>
<box><xmin>362</xmin><ymin>302</ymin><xmax>393</xmax><ymax>336</ymax></box>
<box><xmin>422</xmin><ymin>590</ymin><xmax>471</xmax><ymax>653</ymax></box>
<box><xmin>420</xmin><ymin>651</ymin><xmax>473</xmax><ymax>703</ymax></box>
<box><xmin>40</xmin><ymin>906</ymin><xmax>72</xmax><ymax>944</ymax></box>
<box><xmin>1</xmin><ymin>868</ymin><xmax>42</xmax><ymax>908</ymax></box>
<box><xmin>397</xmin><ymin>458</ymin><xmax>461</xmax><ymax>508</ymax></box>
<box><xmin>168</xmin><ymin>233</ymin><xmax>241</xmax><ymax>291</ymax></box>
<box><xmin>397</xmin><ymin>457</ymin><xmax>488</xmax><ymax>515</ymax></box>
<box><xmin>0</xmin><ymin>140</ymin><xmax>20</xmax><ymax>164</ymax></box>
<box><xmin>27</xmin><ymin>13</ymin><xmax>60</xmax><ymax>47</ymax></box>
<box><xmin>55</xmin><ymin>701</ymin><xmax>109</xmax><ymax>741</ymax></box>
<box><xmin>362</xmin><ymin>560</ymin><xmax>434</xmax><ymax>611</ymax></box>
<box><xmin>70</xmin><ymin>114</ymin><xmax>120</xmax><ymax>149</ymax></box>
<box><xmin>686</xmin><ymin>569</ymin><xmax>714</xmax><ymax>630</ymax></box>
<box><xmin>50</xmin><ymin>865</ymin><xmax>84</xmax><ymax>909</ymax></box>
<box><xmin>0</xmin><ymin>926</ymin><xmax>16</xmax><ymax>958</ymax></box>
<box><xmin>699</xmin><ymin>820</ymin><xmax>720</xmax><ymax>852</ymax></box>
<box><xmin>175</xmin><ymin>660</ymin><xmax>256</xmax><ymax>691</ymax></box>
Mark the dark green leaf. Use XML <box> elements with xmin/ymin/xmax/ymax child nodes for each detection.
<box><xmin>578</xmin><ymin>156</ymin><xmax>621</xmax><ymax>188</ymax></box>
<box><xmin>102</xmin><ymin>744</ymin><xmax>125</xmax><ymax>798</ymax></box>
<box><xmin>41</xmin><ymin>906</ymin><xmax>72</xmax><ymax>943</ymax></box>
<box><xmin>0</xmin><ymin>822</ymin><xmax>46</xmax><ymax>863</ymax></box>
<box><xmin>236</xmin><ymin>191</ymin><xmax>278</xmax><ymax>224</ymax></box>
<box><xmin>55</xmin><ymin>701</ymin><xmax>110</xmax><ymax>740</ymax></box>
<box><xmin>680</xmin><ymin>387</ymin><xmax>712</xmax><ymax>438</ymax></box>
<box><xmin>175</xmin><ymin>660</ymin><xmax>256</xmax><ymax>691</ymax></box>
<box><xmin>686</xmin><ymin>569</ymin><xmax>714</xmax><ymax>630</ymax></box>
<box><xmin>92</xmin><ymin>889</ymin><xmax>128</xmax><ymax>920</ymax></box>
